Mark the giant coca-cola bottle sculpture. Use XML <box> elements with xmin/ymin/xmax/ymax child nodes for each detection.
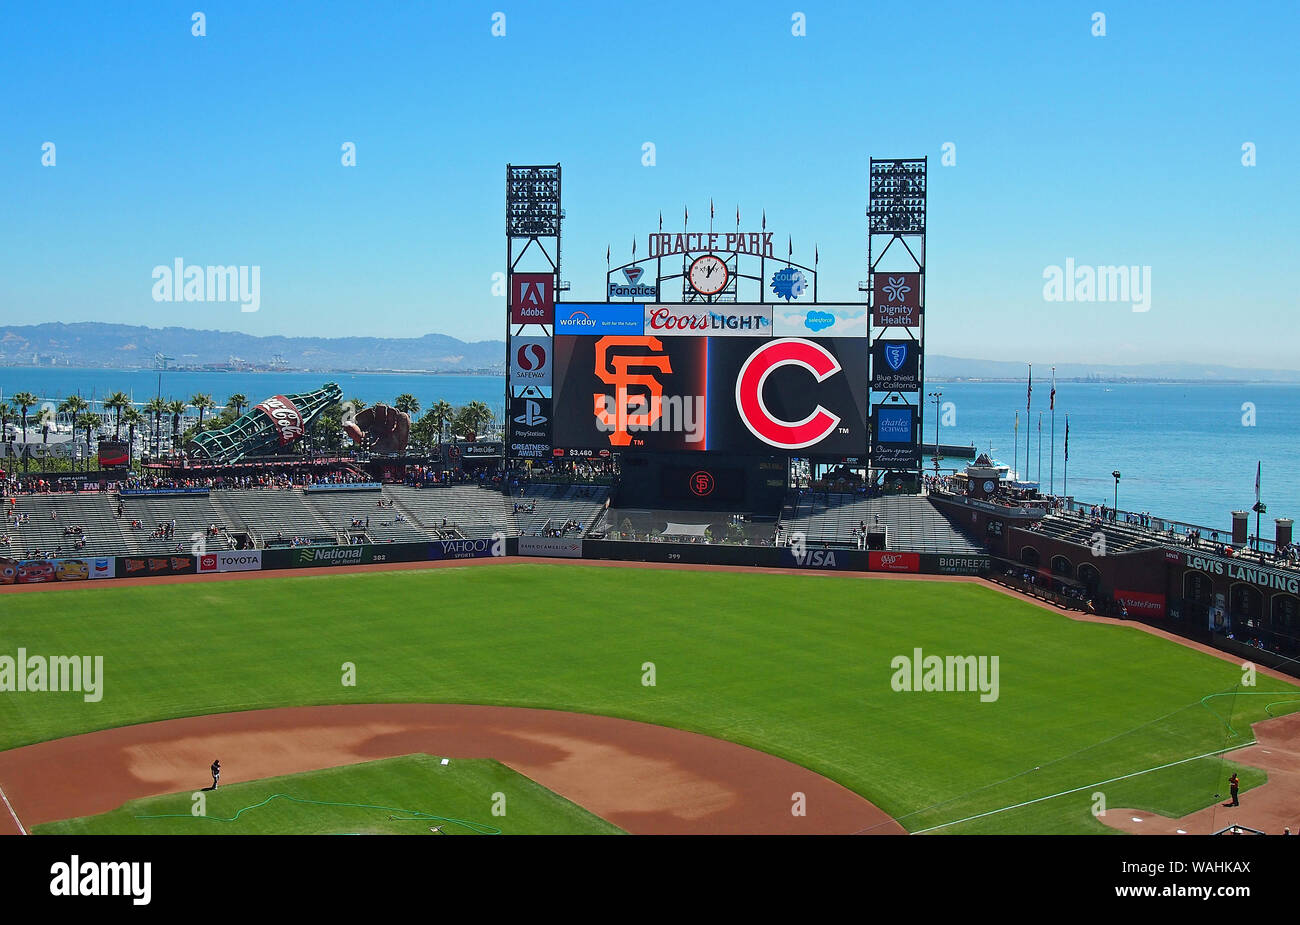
<box><xmin>189</xmin><ymin>382</ymin><xmax>343</xmax><ymax>463</ymax></box>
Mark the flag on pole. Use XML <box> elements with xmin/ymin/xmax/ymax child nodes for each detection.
<box><xmin>710</xmin><ymin>198</ymin><xmax>714</xmax><ymax>221</ymax></box>
<box><xmin>788</xmin><ymin>235</ymin><xmax>792</xmax><ymax>258</ymax></box>
<box><xmin>814</xmin><ymin>243</ymin><xmax>819</xmax><ymax>266</ymax></box>
<box><xmin>735</xmin><ymin>204</ymin><xmax>740</xmax><ymax>227</ymax></box>
<box><xmin>1027</xmin><ymin>364</ymin><xmax>1033</xmax><ymax>412</ymax></box>
<box><xmin>1064</xmin><ymin>416</ymin><xmax>1069</xmax><ymax>461</ymax></box>
<box><xmin>761</xmin><ymin>210</ymin><xmax>766</xmax><ymax>231</ymax></box>
<box><xmin>1050</xmin><ymin>368</ymin><xmax>1056</xmax><ymax>411</ymax></box>
<box><xmin>1256</xmin><ymin>461</ymin><xmax>1261</xmax><ymax>502</ymax></box>
<box><xmin>606</xmin><ymin>244</ymin><xmax>610</xmax><ymax>266</ymax></box>
<box><xmin>658</xmin><ymin>211</ymin><xmax>663</xmax><ymax>232</ymax></box>
<box><xmin>684</xmin><ymin>205</ymin><xmax>688</xmax><ymax>226</ymax></box>
<box><xmin>632</xmin><ymin>238</ymin><xmax>636</xmax><ymax>257</ymax></box>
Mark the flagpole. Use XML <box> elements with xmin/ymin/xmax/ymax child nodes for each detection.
<box><xmin>1014</xmin><ymin>412</ymin><xmax>1019</xmax><ymax>481</ymax></box>
<box><xmin>1025</xmin><ymin>364</ymin><xmax>1032</xmax><ymax>483</ymax></box>
<box><xmin>1255</xmin><ymin>461</ymin><xmax>1262</xmax><ymax>554</ymax></box>
<box><xmin>1050</xmin><ymin>367</ymin><xmax>1056</xmax><ymax>497</ymax></box>
<box><xmin>1064</xmin><ymin>414</ymin><xmax>1069</xmax><ymax>498</ymax></box>
<box><xmin>1037</xmin><ymin>411</ymin><xmax>1042</xmax><ymax>487</ymax></box>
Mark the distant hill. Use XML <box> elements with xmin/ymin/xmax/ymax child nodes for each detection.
<box><xmin>926</xmin><ymin>356</ymin><xmax>1300</xmax><ymax>383</ymax></box>
<box><xmin>0</xmin><ymin>322</ymin><xmax>1295</xmax><ymax>382</ymax></box>
<box><xmin>0</xmin><ymin>322</ymin><xmax>504</xmax><ymax>373</ymax></box>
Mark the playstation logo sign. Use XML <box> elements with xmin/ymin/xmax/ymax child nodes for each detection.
<box><xmin>514</xmin><ymin>399</ymin><xmax>549</xmax><ymax>426</ymax></box>
<box><xmin>609</xmin><ymin>264</ymin><xmax>658</xmax><ymax>299</ymax></box>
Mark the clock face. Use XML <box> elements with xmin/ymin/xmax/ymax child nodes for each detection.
<box><xmin>688</xmin><ymin>254</ymin><xmax>728</xmax><ymax>295</ymax></box>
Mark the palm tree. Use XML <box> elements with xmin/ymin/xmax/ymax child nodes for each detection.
<box><xmin>73</xmin><ymin>413</ymin><xmax>102</xmax><ymax>470</ymax></box>
<box><xmin>166</xmin><ymin>399</ymin><xmax>187</xmax><ymax>454</ymax></box>
<box><xmin>190</xmin><ymin>393</ymin><xmax>216</xmax><ymax>428</ymax></box>
<box><xmin>0</xmin><ymin>402</ymin><xmax>11</xmax><ymax>443</ymax></box>
<box><xmin>227</xmin><ymin>393</ymin><xmax>249</xmax><ymax>417</ymax></box>
<box><xmin>58</xmin><ymin>395</ymin><xmax>89</xmax><ymax>430</ymax></box>
<box><xmin>429</xmin><ymin>400</ymin><xmax>454</xmax><ymax>444</ymax></box>
<box><xmin>74</xmin><ymin>412</ymin><xmax>102</xmax><ymax>447</ymax></box>
<box><xmin>144</xmin><ymin>397</ymin><xmax>167</xmax><ymax>455</ymax></box>
<box><xmin>463</xmin><ymin>400</ymin><xmax>493</xmax><ymax>435</ymax></box>
<box><xmin>103</xmin><ymin>391</ymin><xmax>131</xmax><ymax>440</ymax></box>
<box><xmin>122</xmin><ymin>406</ymin><xmax>144</xmax><ymax>465</ymax></box>
<box><xmin>393</xmin><ymin>393</ymin><xmax>420</xmax><ymax>417</ymax></box>
<box><xmin>11</xmin><ymin>392</ymin><xmax>38</xmax><ymax>443</ymax></box>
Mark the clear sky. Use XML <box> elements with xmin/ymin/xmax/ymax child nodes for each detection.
<box><xmin>1</xmin><ymin>1</ymin><xmax>1295</xmax><ymax>367</ymax></box>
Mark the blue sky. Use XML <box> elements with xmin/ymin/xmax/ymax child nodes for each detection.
<box><xmin>0</xmin><ymin>1</ymin><xmax>1295</xmax><ymax>366</ymax></box>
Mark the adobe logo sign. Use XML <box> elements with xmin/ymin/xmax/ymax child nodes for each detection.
<box><xmin>869</xmin><ymin>551</ymin><xmax>920</xmax><ymax>573</ymax></box>
<box><xmin>510</xmin><ymin>273</ymin><xmax>555</xmax><ymax>325</ymax></box>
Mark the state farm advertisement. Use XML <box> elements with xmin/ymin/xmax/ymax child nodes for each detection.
<box><xmin>1114</xmin><ymin>589</ymin><xmax>1166</xmax><ymax>618</ymax></box>
<box><xmin>869</xmin><ymin>551</ymin><xmax>920</xmax><ymax>573</ymax></box>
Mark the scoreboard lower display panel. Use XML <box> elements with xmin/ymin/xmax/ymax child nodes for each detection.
<box><xmin>550</xmin><ymin>334</ymin><xmax>869</xmax><ymax>457</ymax></box>
<box><xmin>616</xmin><ymin>454</ymin><xmax>788</xmax><ymax>512</ymax></box>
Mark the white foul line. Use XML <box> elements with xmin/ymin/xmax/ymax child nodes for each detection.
<box><xmin>911</xmin><ymin>742</ymin><xmax>1251</xmax><ymax>835</ymax></box>
<box><xmin>0</xmin><ymin>784</ymin><xmax>28</xmax><ymax>835</ymax></box>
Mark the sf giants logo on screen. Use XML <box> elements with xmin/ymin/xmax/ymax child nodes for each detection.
<box><xmin>689</xmin><ymin>470</ymin><xmax>714</xmax><ymax>496</ymax></box>
<box><xmin>735</xmin><ymin>338</ymin><xmax>842</xmax><ymax>449</ymax></box>
<box><xmin>509</xmin><ymin>273</ymin><xmax>554</xmax><ymax>324</ymax></box>
<box><xmin>593</xmin><ymin>336</ymin><xmax>672</xmax><ymax>446</ymax></box>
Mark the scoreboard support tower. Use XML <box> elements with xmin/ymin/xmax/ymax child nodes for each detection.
<box><xmin>866</xmin><ymin>157</ymin><xmax>927</xmax><ymax>490</ymax></box>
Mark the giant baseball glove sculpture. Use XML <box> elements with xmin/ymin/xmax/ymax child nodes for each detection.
<box><xmin>344</xmin><ymin>403</ymin><xmax>411</xmax><ymax>453</ymax></box>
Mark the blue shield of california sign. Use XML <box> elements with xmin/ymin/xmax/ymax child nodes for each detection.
<box><xmin>872</xmin><ymin>340</ymin><xmax>920</xmax><ymax>391</ymax></box>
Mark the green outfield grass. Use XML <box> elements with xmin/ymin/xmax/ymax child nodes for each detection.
<box><xmin>2</xmin><ymin>564</ymin><xmax>1297</xmax><ymax>833</ymax></box>
<box><xmin>34</xmin><ymin>755</ymin><xmax>624</xmax><ymax>835</ymax></box>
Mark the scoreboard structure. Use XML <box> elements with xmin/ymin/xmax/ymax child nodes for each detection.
<box><xmin>504</xmin><ymin>160</ymin><xmax>927</xmax><ymax>507</ymax></box>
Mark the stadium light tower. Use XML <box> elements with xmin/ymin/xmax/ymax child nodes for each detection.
<box><xmin>928</xmin><ymin>390</ymin><xmax>942</xmax><ymax>476</ymax></box>
<box><xmin>1112</xmin><ymin>470</ymin><xmax>1122</xmax><ymax>512</ymax></box>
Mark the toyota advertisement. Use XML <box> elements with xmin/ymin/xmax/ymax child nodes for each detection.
<box><xmin>550</xmin><ymin>333</ymin><xmax>868</xmax><ymax>456</ymax></box>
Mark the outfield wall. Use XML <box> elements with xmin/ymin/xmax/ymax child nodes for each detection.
<box><xmin>1</xmin><ymin>538</ymin><xmax>989</xmax><ymax>585</ymax></box>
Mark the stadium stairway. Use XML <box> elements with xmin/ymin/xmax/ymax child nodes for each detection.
<box><xmin>304</xmin><ymin>490</ymin><xmax>425</xmax><ymax>544</ymax></box>
<box><xmin>779</xmin><ymin>492</ymin><xmax>981</xmax><ymax>554</ymax></box>
<box><xmin>121</xmin><ymin>494</ymin><xmax>235</xmax><ymax>554</ymax></box>
<box><xmin>4</xmin><ymin>493</ymin><xmax>131</xmax><ymax>559</ymax></box>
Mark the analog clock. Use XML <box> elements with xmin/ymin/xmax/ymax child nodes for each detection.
<box><xmin>688</xmin><ymin>254</ymin><xmax>728</xmax><ymax>295</ymax></box>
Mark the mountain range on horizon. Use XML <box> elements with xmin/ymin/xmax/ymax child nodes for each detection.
<box><xmin>0</xmin><ymin>321</ymin><xmax>1296</xmax><ymax>382</ymax></box>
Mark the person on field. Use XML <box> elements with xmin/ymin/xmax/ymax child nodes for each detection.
<box><xmin>210</xmin><ymin>758</ymin><xmax>221</xmax><ymax>791</ymax></box>
<box><xmin>1228</xmin><ymin>772</ymin><xmax>1240</xmax><ymax>807</ymax></box>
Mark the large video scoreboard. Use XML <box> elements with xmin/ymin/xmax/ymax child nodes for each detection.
<box><xmin>546</xmin><ymin>303</ymin><xmax>869</xmax><ymax>458</ymax></box>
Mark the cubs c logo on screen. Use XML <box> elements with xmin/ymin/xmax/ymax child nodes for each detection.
<box><xmin>735</xmin><ymin>338</ymin><xmax>841</xmax><ymax>449</ymax></box>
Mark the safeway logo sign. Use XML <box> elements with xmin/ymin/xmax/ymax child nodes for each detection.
<box><xmin>509</xmin><ymin>273</ymin><xmax>555</xmax><ymax>324</ymax></box>
<box><xmin>510</xmin><ymin>336</ymin><xmax>552</xmax><ymax>382</ymax></box>
<box><xmin>735</xmin><ymin>338</ymin><xmax>843</xmax><ymax>450</ymax></box>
